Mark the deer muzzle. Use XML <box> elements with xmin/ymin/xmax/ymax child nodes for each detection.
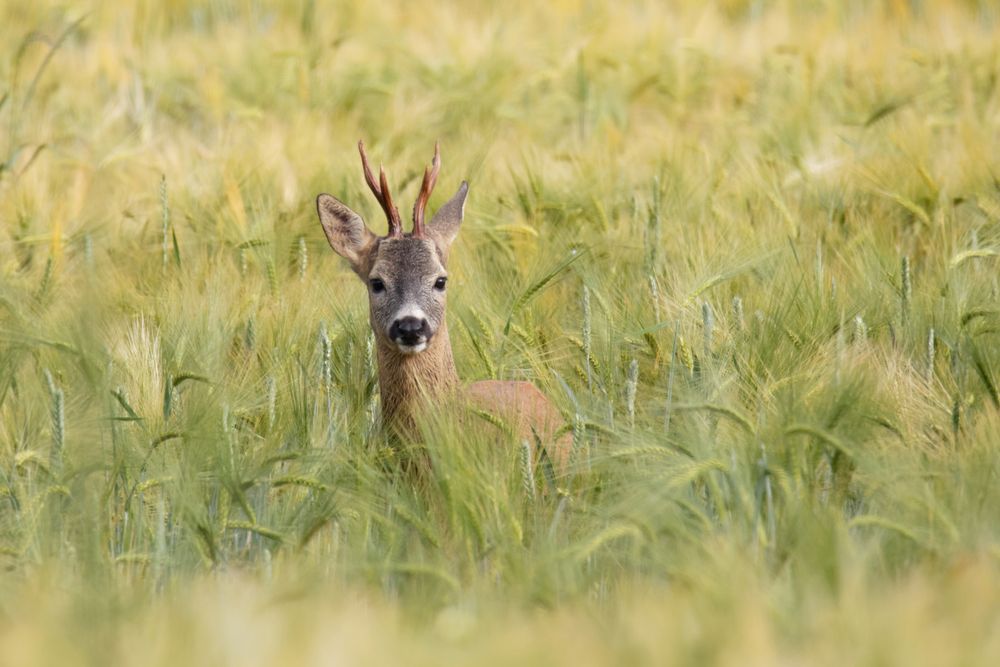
<box><xmin>389</xmin><ymin>315</ymin><xmax>431</xmax><ymax>354</ymax></box>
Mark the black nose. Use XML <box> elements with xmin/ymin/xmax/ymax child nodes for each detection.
<box><xmin>390</xmin><ymin>316</ymin><xmax>430</xmax><ymax>345</ymax></box>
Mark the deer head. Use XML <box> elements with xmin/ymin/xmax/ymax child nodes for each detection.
<box><xmin>316</xmin><ymin>141</ymin><xmax>468</xmax><ymax>355</ymax></box>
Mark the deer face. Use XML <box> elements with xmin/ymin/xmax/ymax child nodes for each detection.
<box><xmin>316</xmin><ymin>142</ymin><xmax>467</xmax><ymax>355</ymax></box>
<box><xmin>365</xmin><ymin>237</ymin><xmax>448</xmax><ymax>353</ymax></box>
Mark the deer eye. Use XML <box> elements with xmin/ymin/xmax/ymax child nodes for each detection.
<box><xmin>433</xmin><ymin>277</ymin><xmax>447</xmax><ymax>291</ymax></box>
<box><xmin>370</xmin><ymin>278</ymin><xmax>385</xmax><ymax>293</ymax></box>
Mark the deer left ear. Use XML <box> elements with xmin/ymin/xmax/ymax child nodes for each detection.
<box><xmin>316</xmin><ymin>193</ymin><xmax>377</xmax><ymax>276</ymax></box>
<box><xmin>428</xmin><ymin>181</ymin><xmax>468</xmax><ymax>249</ymax></box>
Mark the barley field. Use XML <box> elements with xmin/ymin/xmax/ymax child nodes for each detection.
<box><xmin>1</xmin><ymin>0</ymin><xmax>999</xmax><ymax>664</ymax></box>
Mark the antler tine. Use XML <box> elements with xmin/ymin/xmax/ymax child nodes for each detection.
<box><xmin>378</xmin><ymin>166</ymin><xmax>401</xmax><ymax>237</ymax></box>
<box><xmin>358</xmin><ymin>140</ymin><xmax>403</xmax><ymax>237</ymax></box>
<box><xmin>411</xmin><ymin>142</ymin><xmax>441</xmax><ymax>237</ymax></box>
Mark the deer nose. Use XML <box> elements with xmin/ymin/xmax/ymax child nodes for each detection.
<box><xmin>390</xmin><ymin>316</ymin><xmax>430</xmax><ymax>346</ymax></box>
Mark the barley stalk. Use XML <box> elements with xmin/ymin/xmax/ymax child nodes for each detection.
<box><xmin>319</xmin><ymin>324</ymin><xmax>332</xmax><ymax>421</ymax></box>
<box><xmin>160</xmin><ymin>175</ymin><xmax>169</xmax><ymax>271</ymax></box>
<box><xmin>163</xmin><ymin>373</ymin><xmax>173</xmax><ymax>419</ymax></box>
<box><xmin>520</xmin><ymin>441</ymin><xmax>535</xmax><ymax>502</ymax></box>
<box><xmin>44</xmin><ymin>370</ymin><xmax>64</xmax><ymax>472</ymax></box>
<box><xmin>901</xmin><ymin>255</ymin><xmax>911</xmax><ymax>323</ymax></box>
<box><xmin>625</xmin><ymin>358</ymin><xmax>638</xmax><ymax>429</ymax></box>
<box><xmin>266</xmin><ymin>375</ymin><xmax>277</xmax><ymax>429</ymax></box>
<box><xmin>926</xmin><ymin>327</ymin><xmax>936</xmax><ymax>382</ymax></box>
<box><xmin>318</xmin><ymin>323</ymin><xmax>331</xmax><ymax>381</ymax></box>
<box><xmin>364</xmin><ymin>332</ymin><xmax>375</xmax><ymax>378</ymax></box>
<box><xmin>572</xmin><ymin>410</ymin><xmax>585</xmax><ymax>470</ymax></box>
<box><xmin>221</xmin><ymin>403</ymin><xmax>236</xmax><ymax>473</ymax></box>
<box><xmin>678</xmin><ymin>335</ymin><xmax>694</xmax><ymax>377</ymax></box>
<box><xmin>648</xmin><ymin>275</ymin><xmax>661</xmax><ymax>322</ymax></box>
<box><xmin>266</xmin><ymin>258</ymin><xmax>278</xmax><ymax>295</ymax></box>
<box><xmin>815</xmin><ymin>238</ymin><xmax>824</xmax><ymax>293</ymax></box>
<box><xmin>702</xmin><ymin>301</ymin><xmax>714</xmax><ymax>359</ymax></box>
<box><xmin>664</xmin><ymin>321</ymin><xmax>679</xmax><ymax>435</ymax></box>
<box><xmin>35</xmin><ymin>257</ymin><xmax>53</xmax><ymax>302</ymax></box>
<box><xmin>582</xmin><ymin>285</ymin><xmax>592</xmax><ymax>392</ymax></box>
<box><xmin>854</xmin><ymin>315</ymin><xmax>867</xmax><ymax>345</ymax></box>
<box><xmin>835</xmin><ymin>311</ymin><xmax>846</xmax><ymax>385</ymax></box>
<box><xmin>244</xmin><ymin>317</ymin><xmax>256</xmax><ymax>351</ymax></box>
<box><xmin>297</xmin><ymin>236</ymin><xmax>308</xmax><ymax>282</ymax></box>
<box><xmin>757</xmin><ymin>443</ymin><xmax>776</xmax><ymax>553</ymax></box>
<box><xmin>548</xmin><ymin>494</ymin><xmax>568</xmax><ymax>541</ymax></box>
<box><xmin>365</xmin><ymin>333</ymin><xmax>378</xmax><ymax>427</ymax></box>
<box><xmin>154</xmin><ymin>496</ymin><xmax>167</xmax><ymax>589</ymax></box>
<box><xmin>646</xmin><ymin>176</ymin><xmax>661</xmax><ymax>271</ymax></box>
<box><xmin>951</xmin><ymin>394</ymin><xmax>961</xmax><ymax>439</ymax></box>
<box><xmin>765</xmin><ymin>469</ymin><xmax>775</xmax><ymax>548</ymax></box>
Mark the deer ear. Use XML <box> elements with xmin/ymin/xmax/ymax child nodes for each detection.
<box><xmin>428</xmin><ymin>181</ymin><xmax>468</xmax><ymax>248</ymax></box>
<box><xmin>316</xmin><ymin>194</ymin><xmax>377</xmax><ymax>275</ymax></box>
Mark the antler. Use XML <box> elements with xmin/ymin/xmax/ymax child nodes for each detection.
<box><xmin>358</xmin><ymin>140</ymin><xmax>403</xmax><ymax>238</ymax></box>
<box><xmin>411</xmin><ymin>142</ymin><xmax>441</xmax><ymax>238</ymax></box>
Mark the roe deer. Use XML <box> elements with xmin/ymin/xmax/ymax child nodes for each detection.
<box><xmin>315</xmin><ymin>141</ymin><xmax>570</xmax><ymax>471</ymax></box>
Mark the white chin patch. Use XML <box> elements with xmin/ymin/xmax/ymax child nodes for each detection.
<box><xmin>396</xmin><ymin>341</ymin><xmax>427</xmax><ymax>355</ymax></box>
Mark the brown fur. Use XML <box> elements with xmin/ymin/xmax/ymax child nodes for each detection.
<box><xmin>374</xmin><ymin>319</ymin><xmax>570</xmax><ymax>471</ymax></box>
<box><xmin>465</xmin><ymin>379</ymin><xmax>571</xmax><ymax>471</ymax></box>
<box><xmin>316</xmin><ymin>144</ymin><xmax>570</xmax><ymax>473</ymax></box>
<box><xmin>375</xmin><ymin>320</ymin><xmax>459</xmax><ymax>432</ymax></box>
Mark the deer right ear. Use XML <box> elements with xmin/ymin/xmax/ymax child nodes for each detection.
<box><xmin>316</xmin><ymin>194</ymin><xmax>377</xmax><ymax>275</ymax></box>
<box><xmin>427</xmin><ymin>181</ymin><xmax>469</xmax><ymax>249</ymax></box>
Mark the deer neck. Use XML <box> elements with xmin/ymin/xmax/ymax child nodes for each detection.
<box><xmin>376</xmin><ymin>321</ymin><xmax>459</xmax><ymax>433</ymax></box>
